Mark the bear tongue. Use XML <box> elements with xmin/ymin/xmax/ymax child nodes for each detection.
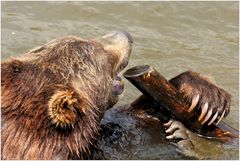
<box><xmin>112</xmin><ymin>76</ymin><xmax>124</xmax><ymax>95</ymax></box>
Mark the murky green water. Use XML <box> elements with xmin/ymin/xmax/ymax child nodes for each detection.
<box><xmin>1</xmin><ymin>1</ymin><xmax>239</xmax><ymax>160</ymax></box>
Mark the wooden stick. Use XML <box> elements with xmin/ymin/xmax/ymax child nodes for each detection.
<box><xmin>124</xmin><ymin>65</ymin><xmax>238</xmax><ymax>142</ymax></box>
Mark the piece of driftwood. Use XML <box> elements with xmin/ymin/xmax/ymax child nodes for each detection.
<box><xmin>124</xmin><ymin>65</ymin><xmax>238</xmax><ymax>142</ymax></box>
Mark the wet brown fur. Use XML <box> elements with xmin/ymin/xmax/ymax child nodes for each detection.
<box><xmin>169</xmin><ymin>71</ymin><xmax>231</xmax><ymax>119</ymax></box>
<box><xmin>1</xmin><ymin>36</ymin><xmax>125</xmax><ymax>159</ymax></box>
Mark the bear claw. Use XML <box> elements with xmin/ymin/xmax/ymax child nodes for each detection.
<box><xmin>216</xmin><ymin>109</ymin><xmax>225</xmax><ymax>125</ymax></box>
<box><xmin>188</xmin><ymin>94</ymin><xmax>199</xmax><ymax>112</ymax></box>
<box><xmin>189</xmin><ymin>94</ymin><xmax>226</xmax><ymax>126</ymax></box>
<box><xmin>164</xmin><ymin>119</ymin><xmax>195</xmax><ymax>155</ymax></box>
<box><xmin>164</xmin><ymin>119</ymin><xmax>188</xmax><ymax>140</ymax></box>
<box><xmin>198</xmin><ymin>102</ymin><xmax>208</xmax><ymax>121</ymax></box>
<box><xmin>164</xmin><ymin>120</ymin><xmax>185</xmax><ymax>134</ymax></box>
<box><xmin>201</xmin><ymin>108</ymin><xmax>212</xmax><ymax>125</ymax></box>
<box><xmin>164</xmin><ymin>119</ymin><xmax>173</xmax><ymax>127</ymax></box>
<box><xmin>208</xmin><ymin>110</ymin><xmax>218</xmax><ymax>125</ymax></box>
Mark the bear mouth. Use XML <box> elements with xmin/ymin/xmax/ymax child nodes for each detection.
<box><xmin>112</xmin><ymin>75</ymin><xmax>124</xmax><ymax>95</ymax></box>
<box><xmin>112</xmin><ymin>57</ymin><xmax>130</xmax><ymax>96</ymax></box>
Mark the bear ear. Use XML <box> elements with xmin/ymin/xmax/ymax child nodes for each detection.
<box><xmin>48</xmin><ymin>90</ymin><xmax>87</xmax><ymax>129</ymax></box>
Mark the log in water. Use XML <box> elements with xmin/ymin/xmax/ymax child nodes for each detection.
<box><xmin>124</xmin><ymin>65</ymin><xmax>238</xmax><ymax>142</ymax></box>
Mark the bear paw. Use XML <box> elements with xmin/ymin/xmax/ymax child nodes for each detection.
<box><xmin>164</xmin><ymin>119</ymin><xmax>194</xmax><ymax>152</ymax></box>
<box><xmin>169</xmin><ymin>71</ymin><xmax>231</xmax><ymax>126</ymax></box>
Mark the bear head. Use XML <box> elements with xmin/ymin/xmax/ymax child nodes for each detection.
<box><xmin>1</xmin><ymin>31</ymin><xmax>133</xmax><ymax>159</ymax></box>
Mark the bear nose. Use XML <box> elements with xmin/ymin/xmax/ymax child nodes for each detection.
<box><xmin>102</xmin><ymin>30</ymin><xmax>133</xmax><ymax>44</ymax></box>
<box><xmin>117</xmin><ymin>30</ymin><xmax>133</xmax><ymax>44</ymax></box>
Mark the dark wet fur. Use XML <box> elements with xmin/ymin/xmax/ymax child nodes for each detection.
<box><xmin>169</xmin><ymin>70</ymin><xmax>231</xmax><ymax>118</ymax></box>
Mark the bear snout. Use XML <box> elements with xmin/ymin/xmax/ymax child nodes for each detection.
<box><xmin>95</xmin><ymin>31</ymin><xmax>133</xmax><ymax>72</ymax></box>
<box><xmin>112</xmin><ymin>75</ymin><xmax>124</xmax><ymax>95</ymax></box>
<box><xmin>120</xmin><ymin>30</ymin><xmax>133</xmax><ymax>44</ymax></box>
<box><xmin>102</xmin><ymin>30</ymin><xmax>133</xmax><ymax>44</ymax></box>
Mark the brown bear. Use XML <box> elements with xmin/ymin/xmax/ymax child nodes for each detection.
<box><xmin>1</xmin><ymin>30</ymin><xmax>231</xmax><ymax>159</ymax></box>
<box><xmin>1</xmin><ymin>31</ymin><xmax>133</xmax><ymax>159</ymax></box>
